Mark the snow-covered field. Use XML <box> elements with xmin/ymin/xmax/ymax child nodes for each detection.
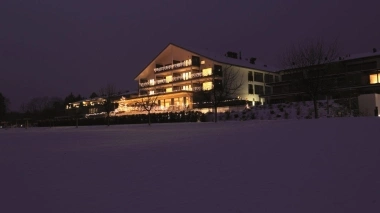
<box><xmin>1</xmin><ymin>118</ymin><xmax>379</xmax><ymax>213</ymax></box>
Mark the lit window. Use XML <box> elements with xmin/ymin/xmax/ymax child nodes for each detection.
<box><xmin>202</xmin><ymin>82</ymin><xmax>212</xmax><ymax>90</ymax></box>
<box><xmin>201</xmin><ymin>60</ymin><xmax>205</xmax><ymax>64</ymax></box>
<box><xmin>369</xmin><ymin>74</ymin><xmax>380</xmax><ymax>84</ymax></box>
<box><xmin>166</xmin><ymin>75</ymin><xmax>172</xmax><ymax>83</ymax></box>
<box><xmin>202</xmin><ymin>68</ymin><xmax>212</xmax><ymax>76</ymax></box>
<box><xmin>166</xmin><ymin>88</ymin><xmax>172</xmax><ymax>93</ymax></box>
<box><xmin>149</xmin><ymin>79</ymin><xmax>155</xmax><ymax>85</ymax></box>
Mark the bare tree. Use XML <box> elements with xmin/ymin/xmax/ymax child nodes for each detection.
<box><xmin>197</xmin><ymin>65</ymin><xmax>243</xmax><ymax>122</ymax></box>
<box><xmin>99</xmin><ymin>84</ymin><xmax>118</xmax><ymax>126</ymax></box>
<box><xmin>137</xmin><ymin>93</ymin><xmax>158</xmax><ymax>126</ymax></box>
<box><xmin>280</xmin><ymin>37</ymin><xmax>340</xmax><ymax>118</ymax></box>
<box><xmin>0</xmin><ymin>92</ymin><xmax>10</xmax><ymax>121</ymax></box>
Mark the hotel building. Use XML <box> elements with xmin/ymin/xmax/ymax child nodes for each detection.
<box><xmin>114</xmin><ymin>43</ymin><xmax>279</xmax><ymax>114</ymax></box>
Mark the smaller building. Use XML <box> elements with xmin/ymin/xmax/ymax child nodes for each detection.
<box><xmin>264</xmin><ymin>48</ymin><xmax>380</xmax><ymax>104</ymax></box>
<box><xmin>65</xmin><ymin>91</ymin><xmax>138</xmax><ymax>117</ymax></box>
<box><xmin>358</xmin><ymin>93</ymin><xmax>380</xmax><ymax>116</ymax></box>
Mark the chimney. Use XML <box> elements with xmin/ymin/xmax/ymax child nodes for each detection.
<box><xmin>239</xmin><ymin>51</ymin><xmax>242</xmax><ymax>60</ymax></box>
<box><xmin>373</xmin><ymin>48</ymin><xmax>377</xmax><ymax>53</ymax></box>
<box><xmin>249</xmin><ymin>57</ymin><xmax>256</xmax><ymax>64</ymax></box>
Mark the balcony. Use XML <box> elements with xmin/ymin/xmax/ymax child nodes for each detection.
<box><xmin>156</xmin><ymin>79</ymin><xmax>166</xmax><ymax>84</ymax></box>
<box><xmin>140</xmin><ymin>72</ymin><xmax>212</xmax><ymax>88</ymax></box>
<box><xmin>139</xmin><ymin>82</ymin><xmax>150</xmax><ymax>87</ymax></box>
<box><xmin>173</xmin><ymin>76</ymin><xmax>184</xmax><ymax>82</ymax></box>
<box><xmin>193</xmin><ymin>87</ymin><xmax>202</xmax><ymax>91</ymax></box>
<box><xmin>191</xmin><ymin>72</ymin><xmax>203</xmax><ymax>78</ymax></box>
<box><xmin>173</xmin><ymin>88</ymin><xmax>193</xmax><ymax>92</ymax></box>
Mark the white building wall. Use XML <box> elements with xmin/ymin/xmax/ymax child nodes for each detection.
<box><xmin>231</xmin><ymin>65</ymin><xmax>278</xmax><ymax>105</ymax></box>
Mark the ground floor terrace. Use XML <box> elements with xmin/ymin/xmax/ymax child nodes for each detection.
<box><xmin>114</xmin><ymin>91</ymin><xmax>194</xmax><ymax>116</ymax></box>
<box><xmin>107</xmin><ymin>91</ymin><xmax>249</xmax><ymax>117</ymax></box>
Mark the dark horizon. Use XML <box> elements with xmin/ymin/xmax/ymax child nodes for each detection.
<box><xmin>1</xmin><ymin>0</ymin><xmax>379</xmax><ymax>111</ymax></box>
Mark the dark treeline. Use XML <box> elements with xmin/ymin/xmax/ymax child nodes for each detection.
<box><xmin>1</xmin><ymin>92</ymin><xmax>84</xmax><ymax>127</ymax></box>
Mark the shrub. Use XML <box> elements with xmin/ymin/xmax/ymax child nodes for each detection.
<box><xmin>225</xmin><ymin>111</ymin><xmax>231</xmax><ymax>120</ymax></box>
<box><xmin>296</xmin><ymin>106</ymin><xmax>301</xmax><ymax>115</ymax></box>
<box><xmin>284</xmin><ymin>112</ymin><xmax>289</xmax><ymax>119</ymax></box>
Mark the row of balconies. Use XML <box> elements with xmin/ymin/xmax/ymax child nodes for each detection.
<box><xmin>140</xmin><ymin>86</ymin><xmax>203</xmax><ymax>96</ymax></box>
<box><xmin>139</xmin><ymin>72</ymin><xmax>210</xmax><ymax>88</ymax></box>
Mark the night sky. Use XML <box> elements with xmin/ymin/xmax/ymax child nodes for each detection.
<box><xmin>1</xmin><ymin>0</ymin><xmax>379</xmax><ymax>111</ymax></box>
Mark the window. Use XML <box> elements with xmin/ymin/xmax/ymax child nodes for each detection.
<box><xmin>149</xmin><ymin>79</ymin><xmax>155</xmax><ymax>85</ymax></box>
<box><xmin>248</xmin><ymin>84</ymin><xmax>253</xmax><ymax>94</ymax></box>
<box><xmin>203</xmin><ymin>82</ymin><xmax>212</xmax><ymax>90</ymax></box>
<box><xmin>254</xmin><ymin>85</ymin><xmax>264</xmax><ymax>95</ymax></box>
<box><xmin>182</xmin><ymin>72</ymin><xmax>190</xmax><ymax>80</ymax></box>
<box><xmin>213</xmin><ymin>65</ymin><xmax>223</xmax><ymax>76</ymax></box>
<box><xmin>248</xmin><ymin>71</ymin><xmax>253</xmax><ymax>81</ymax></box>
<box><xmin>254</xmin><ymin>72</ymin><xmax>263</xmax><ymax>82</ymax></box>
<box><xmin>264</xmin><ymin>74</ymin><xmax>273</xmax><ymax>83</ymax></box>
<box><xmin>265</xmin><ymin>86</ymin><xmax>272</xmax><ymax>95</ymax></box>
<box><xmin>166</xmin><ymin>75</ymin><xmax>172</xmax><ymax>83</ymax></box>
<box><xmin>202</xmin><ymin>68</ymin><xmax>212</xmax><ymax>76</ymax></box>
<box><xmin>89</xmin><ymin>108</ymin><xmax>98</xmax><ymax>114</ymax></box>
<box><xmin>369</xmin><ymin>73</ymin><xmax>380</xmax><ymax>84</ymax></box>
<box><xmin>275</xmin><ymin>76</ymin><xmax>279</xmax><ymax>82</ymax></box>
<box><xmin>347</xmin><ymin>61</ymin><xmax>377</xmax><ymax>72</ymax></box>
<box><xmin>213</xmin><ymin>79</ymin><xmax>223</xmax><ymax>90</ymax></box>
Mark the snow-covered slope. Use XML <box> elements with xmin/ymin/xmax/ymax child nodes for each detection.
<box><xmin>211</xmin><ymin>100</ymin><xmax>355</xmax><ymax>121</ymax></box>
<box><xmin>1</xmin><ymin>118</ymin><xmax>379</xmax><ymax>213</ymax></box>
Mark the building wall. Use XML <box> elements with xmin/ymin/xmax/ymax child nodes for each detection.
<box><xmin>358</xmin><ymin>93</ymin><xmax>380</xmax><ymax>116</ymax></box>
<box><xmin>234</xmin><ymin>66</ymin><xmax>279</xmax><ymax>105</ymax></box>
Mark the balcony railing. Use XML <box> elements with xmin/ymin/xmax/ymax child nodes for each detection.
<box><xmin>193</xmin><ymin>87</ymin><xmax>202</xmax><ymax>91</ymax></box>
<box><xmin>141</xmin><ymin>72</ymin><xmax>210</xmax><ymax>87</ymax></box>
<box><xmin>156</xmin><ymin>79</ymin><xmax>166</xmax><ymax>84</ymax></box>
<box><xmin>191</xmin><ymin>72</ymin><xmax>203</xmax><ymax>78</ymax></box>
<box><xmin>139</xmin><ymin>82</ymin><xmax>150</xmax><ymax>87</ymax></box>
<box><xmin>173</xmin><ymin>76</ymin><xmax>183</xmax><ymax>82</ymax></box>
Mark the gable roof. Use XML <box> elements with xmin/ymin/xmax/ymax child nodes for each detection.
<box><xmin>134</xmin><ymin>43</ymin><xmax>278</xmax><ymax>80</ymax></box>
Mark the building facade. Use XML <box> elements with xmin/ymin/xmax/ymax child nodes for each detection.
<box><xmin>114</xmin><ymin>43</ymin><xmax>279</xmax><ymax>115</ymax></box>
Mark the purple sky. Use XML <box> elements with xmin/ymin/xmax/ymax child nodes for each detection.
<box><xmin>1</xmin><ymin>0</ymin><xmax>379</xmax><ymax>111</ymax></box>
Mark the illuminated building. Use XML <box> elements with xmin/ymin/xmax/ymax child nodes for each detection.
<box><xmin>114</xmin><ymin>43</ymin><xmax>279</xmax><ymax>114</ymax></box>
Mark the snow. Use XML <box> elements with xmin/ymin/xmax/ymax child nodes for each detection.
<box><xmin>1</xmin><ymin>118</ymin><xmax>380</xmax><ymax>213</ymax></box>
<box><xmin>202</xmin><ymin>100</ymin><xmax>353</xmax><ymax>122</ymax></box>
